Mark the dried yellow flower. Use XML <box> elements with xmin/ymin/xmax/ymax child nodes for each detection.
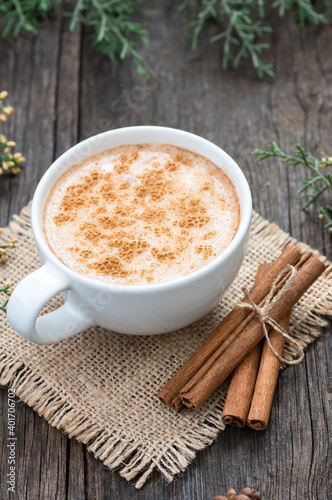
<box><xmin>3</xmin><ymin>106</ymin><xmax>14</xmax><ymax>115</ymax></box>
<box><xmin>0</xmin><ymin>91</ymin><xmax>23</xmax><ymax>181</ymax></box>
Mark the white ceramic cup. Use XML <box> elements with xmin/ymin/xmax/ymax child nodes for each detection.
<box><xmin>7</xmin><ymin>126</ymin><xmax>252</xmax><ymax>344</ymax></box>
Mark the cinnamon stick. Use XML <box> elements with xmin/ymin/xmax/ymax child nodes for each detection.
<box><xmin>158</xmin><ymin>245</ymin><xmax>303</xmax><ymax>410</ymax></box>
<box><xmin>180</xmin><ymin>253</ymin><xmax>325</xmax><ymax>410</ymax></box>
<box><xmin>221</xmin><ymin>263</ymin><xmax>272</xmax><ymax>428</ymax></box>
<box><xmin>247</xmin><ymin>312</ymin><xmax>292</xmax><ymax>430</ymax></box>
<box><xmin>222</xmin><ymin>312</ymin><xmax>291</xmax><ymax>428</ymax></box>
<box><xmin>221</xmin><ymin>341</ymin><xmax>263</xmax><ymax>428</ymax></box>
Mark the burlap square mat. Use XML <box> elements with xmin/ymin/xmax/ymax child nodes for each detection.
<box><xmin>1</xmin><ymin>204</ymin><xmax>331</xmax><ymax>488</ymax></box>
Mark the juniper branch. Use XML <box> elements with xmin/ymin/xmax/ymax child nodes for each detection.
<box><xmin>252</xmin><ymin>142</ymin><xmax>332</xmax><ymax>231</ymax></box>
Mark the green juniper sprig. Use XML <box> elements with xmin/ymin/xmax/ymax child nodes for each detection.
<box><xmin>0</xmin><ymin>0</ymin><xmax>148</xmax><ymax>76</ymax></box>
<box><xmin>272</xmin><ymin>0</ymin><xmax>327</xmax><ymax>27</ymax></box>
<box><xmin>180</xmin><ymin>0</ymin><xmax>331</xmax><ymax>77</ymax></box>
<box><xmin>66</xmin><ymin>0</ymin><xmax>148</xmax><ymax>76</ymax></box>
<box><xmin>179</xmin><ymin>0</ymin><xmax>274</xmax><ymax>78</ymax></box>
<box><xmin>0</xmin><ymin>281</ymin><xmax>12</xmax><ymax>312</ymax></box>
<box><xmin>0</xmin><ymin>91</ymin><xmax>26</xmax><ymax>176</ymax></box>
<box><xmin>0</xmin><ymin>0</ymin><xmax>60</xmax><ymax>39</ymax></box>
<box><xmin>252</xmin><ymin>142</ymin><xmax>332</xmax><ymax>231</ymax></box>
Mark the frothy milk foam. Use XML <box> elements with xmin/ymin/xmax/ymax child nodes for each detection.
<box><xmin>43</xmin><ymin>144</ymin><xmax>240</xmax><ymax>285</ymax></box>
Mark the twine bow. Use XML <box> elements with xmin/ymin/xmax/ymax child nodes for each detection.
<box><xmin>237</xmin><ymin>265</ymin><xmax>304</xmax><ymax>365</ymax></box>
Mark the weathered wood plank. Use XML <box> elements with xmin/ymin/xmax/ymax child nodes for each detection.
<box><xmin>54</xmin><ymin>13</ymin><xmax>86</xmax><ymax>500</ymax></box>
<box><xmin>0</xmin><ymin>14</ymin><xmax>59</xmax><ymax>224</ymax></box>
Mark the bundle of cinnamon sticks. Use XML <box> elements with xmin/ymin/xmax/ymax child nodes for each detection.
<box><xmin>158</xmin><ymin>245</ymin><xmax>325</xmax><ymax>429</ymax></box>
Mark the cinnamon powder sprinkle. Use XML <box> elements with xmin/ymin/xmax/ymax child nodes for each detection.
<box><xmin>43</xmin><ymin>144</ymin><xmax>240</xmax><ymax>285</ymax></box>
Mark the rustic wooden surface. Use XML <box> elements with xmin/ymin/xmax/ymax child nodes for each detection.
<box><xmin>0</xmin><ymin>2</ymin><xmax>331</xmax><ymax>499</ymax></box>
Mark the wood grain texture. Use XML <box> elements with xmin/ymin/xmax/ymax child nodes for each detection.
<box><xmin>0</xmin><ymin>2</ymin><xmax>331</xmax><ymax>499</ymax></box>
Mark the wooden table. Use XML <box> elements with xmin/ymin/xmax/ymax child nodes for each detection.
<box><xmin>1</xmin><ymin>3</ymin><xmax>331</xmax><ymax>498</ymax></box>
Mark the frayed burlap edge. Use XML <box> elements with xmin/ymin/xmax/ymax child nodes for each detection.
<box><xmin>0</xmin><ymin>203</ymin><xmax>331</xmax><ymax>488</ymax></box>
<box><xmin>0</xmin><ymin>347</ymin><xmax>227</xmax><ymax>488</ymax></box>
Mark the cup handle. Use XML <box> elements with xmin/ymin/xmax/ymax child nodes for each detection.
<box><xmin>6</xmin><ymin>263</ymin><xmax>94</xmax><ymax>344</ymax></box>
